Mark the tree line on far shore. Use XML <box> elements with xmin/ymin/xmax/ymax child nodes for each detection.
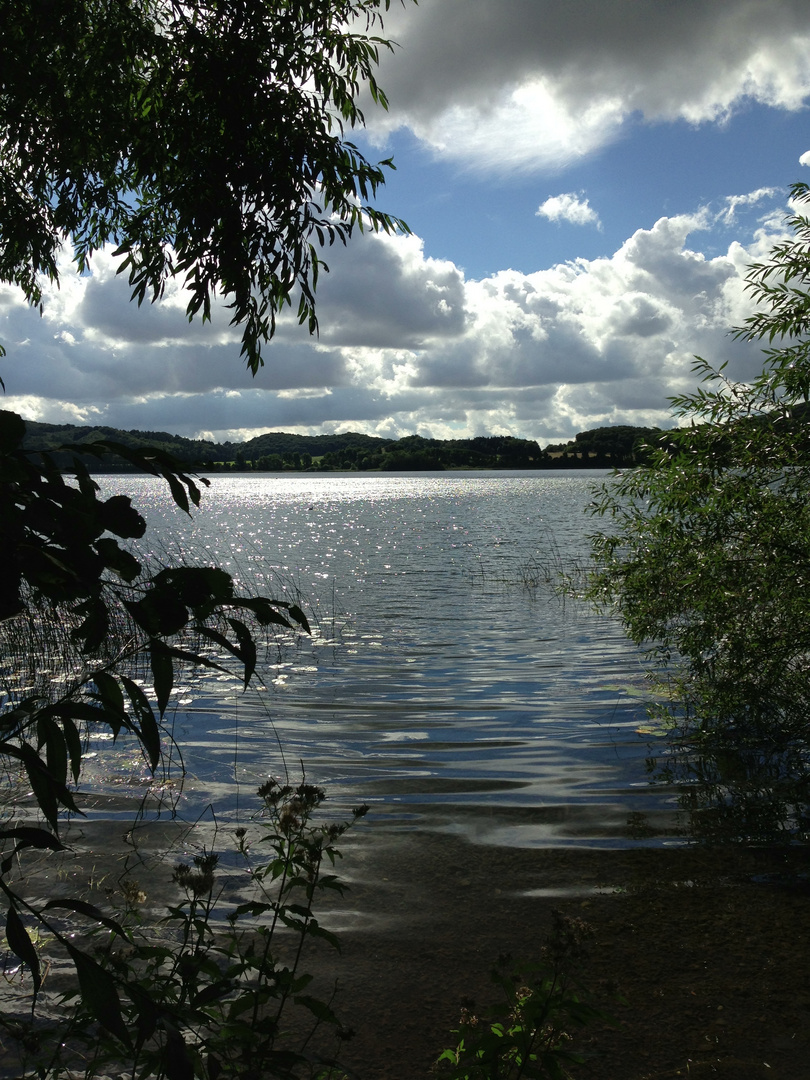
<box><xmin>21</xmin><ymin>421</ymin><xmax>666</xmax><ymax>472</ymax></box>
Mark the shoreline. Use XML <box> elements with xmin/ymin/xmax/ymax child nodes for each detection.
<box><xmin>306</xmin><ymin>828</ymin><xmax>810</xmax><ymax>1078</ymax></box>
<box><xmin>6</xmin><ymin>811</ymin><xmax>808</xmax><ymax>1078</ymax></box>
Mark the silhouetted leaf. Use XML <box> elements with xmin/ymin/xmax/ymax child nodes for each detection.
<box><xmin>5</xmin><ymin>908</ymin><xmax>41</xmax><ymax>996</ymax></box>
<box><xmin>66</xmin><ymin>943</ymin><xmax>131</xmax><ymax>1047</ymax></box>
<box><xmin>122</xmin><ymin>675</ymin><xmax>161</xmax><ymax>770</ymax></box>
<box><xmin>0</xmin><ymin>409</ymin><xmax>25</xmax><ymax>452</ymax></box>
<box><xmin>287</xmin><ymin>604</ymin><xmax>311</xmax><ymax>633</ymax></box>
<box><xmin>1</xmin><ymin>825</ymin><xmax>63</xmax><ymax>874</ymax></box>
<box><xmin>37</xmin><ymin>715</ymin><xmax>67</xmax><ymax>788</ymax></box>
<box><xmin>293</xmin><ymin>994</ymin><xmax>339</xmax><ymax>1024</ymax></box>
<box><xmin>126</xmin><ymin>590</ymin><xmax>189</xmax><ymax>636</ymax></box>
<box><xmin>0</xmin><ymin>826</ymin><xmax>63</xmax><ymax>851</ymax></box>
<box><xmin>100</xmin><ymin>494</ymin><xmax>147</xmax><ymax>539</ymax></box>
<box><xmin>95</xmin><ymin>537</ymin><xmax>141</xmax><ymax>581</ymax></box>
<box><xmin>165</xmin><ymin>473</ymin><xmax>190</xmax><ymax>515</ymax></box>
<box><xmin>44</xmin><ymin>898</ymin><xmax>128</xmax><ymax>938</ymax></box>
<box><xmin>7</xmin><ymin>741</ymin><xmax>81</xmax><ymax>830</ymax></box>
<box><xmin>61</xmin><ymin>715</ymin><xmax>83</xmax><ymax>783</ymax></box>
<box><xmin>164</xmin><ymin>1026</ymin><xmax>195</xmax><ymax>1080</ymax></box>
<box><xmin>150</xmin><ymin>641</ymin><xmax>174</xmax><ymax>718</ymax></box>
<box><xmin>153</xmin><ymin>566</ymin><xmax>233</xmax><ymax>609</ymax></box>
<box><xmin>232</xmin><ymin>596</ymin><xmax>292</xmax><ymax>628</ymax></box>
<box><xmin>72</xmin><ymin>598</ymin><xmax>110</xmax><ymax>652</ymax></box>
<box><xmin>90</xmin><ymin>671</ymin><xmax>127</xmax><ymax>719</ymax></box>
<box><xmin>227</xmin><ymin>617</ymin><xmax>257</xmax><ymax>686</ymax></box>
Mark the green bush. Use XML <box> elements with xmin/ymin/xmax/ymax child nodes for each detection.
<box><xmin>584</xmin><ymin>181</ymin><xmax>810</xmax><ymax>842</ymax></box>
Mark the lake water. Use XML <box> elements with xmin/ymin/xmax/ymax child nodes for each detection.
<box><xmin>92</xmin><ymin>470</ymin><xmax>678</xmax><ymax>848</ymax></box>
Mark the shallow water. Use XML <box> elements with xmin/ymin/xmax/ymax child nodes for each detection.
<box><xmin>91</xmin><ymin>470</ymin><xmax>678</xmax><ymax>847</ymax></box>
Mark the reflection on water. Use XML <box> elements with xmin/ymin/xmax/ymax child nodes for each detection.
<box><xmin>648</xmin><ymin>709</ymin><xmax>810</xmax><ymax>846</ymax></box>
<box><xmin>92</xmin><ymin>471</ymin><xmax>680</xmax><ymax>848</ymax></box>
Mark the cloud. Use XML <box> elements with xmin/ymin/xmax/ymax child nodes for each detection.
<box><xmin>301</xmin><ymin>232</ymin><xmax>468</xmax><ymax>348</ymax></box>
<box><xmin>537</xmin><ymin>193</ymin><xmax>602</xmax><ymax>229</ymax></box>
<box><xmin>719</xmin><ymin>188</ymin><xmax>778</xmax><ymax>225</ymax></box>
<box><xmin>370</xmin><ymin>0</ymin><xmax>810</xmax><ymax>172</ymax></box>
<box><xmin>801</xmin><ymin>150</ymin><xmax>810</xmax><ymax>167</ymax></box>
<box><xmin>0</xmin><ymin>198</ymin><xmax>779</xmax><ymax>445</ymax></box>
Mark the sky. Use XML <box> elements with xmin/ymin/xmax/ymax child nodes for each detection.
<box><xmin>3</xmin><ymin>0</ymin><xmax>810</xmax><ymax>446</ymax></box>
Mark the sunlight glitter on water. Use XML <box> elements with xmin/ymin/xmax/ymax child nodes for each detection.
<box><xmin>93</xmin><ymin>471</ymin><xmax>678</xmax><ymax>847</ymax></box>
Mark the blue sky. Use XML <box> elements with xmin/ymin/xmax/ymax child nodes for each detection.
<box><xmin>372</xmin><ymin>102</ymin><xmax>810</xmax><ymax>278</ymax></box>
<box><xmin>3</xmin><ymin>0</ymin><xmax>810</xmax><ymax>446</ymax></box>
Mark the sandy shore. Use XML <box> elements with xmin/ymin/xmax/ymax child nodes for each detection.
<box><xmin>5</xmin><ymin>806</ymin><xmax>809</xmax><ymax>1079</ymax></box>
<box><xmin>304</xmin><ymin>825</ymin><xmax>810</xmax><ymax>1079</ymax></box>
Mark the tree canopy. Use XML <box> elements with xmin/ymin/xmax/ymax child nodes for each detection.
<box><xmin>585</xmin><ymin>181</ymin><xmax>810</xmax><ymax>842</ymax></box>
<box><xmin>0</xmin><ymin>0</ymin><xmax>409</xmax><ymax>372</ymax></box>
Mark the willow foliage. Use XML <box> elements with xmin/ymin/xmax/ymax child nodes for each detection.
<box><xmin>0</xmin><ymin>0</ymin><xmax>410</xmax><ymax>371</ymax></box>
<box><xmin>586</xmin><ymin>182</ymin><xmax>810</xmax><ymax>754</ymax></box>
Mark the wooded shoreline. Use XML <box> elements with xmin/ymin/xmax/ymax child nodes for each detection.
<box><xmin>22</xmin><ymin>419</ymin><xmax>663</xmax><ymax>472</ymax></box>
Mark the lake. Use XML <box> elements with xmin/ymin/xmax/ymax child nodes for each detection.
<box><xmin>91</xmin><ymin>470</ymin><xmax>677</xmax><ymax>849</ymax></box>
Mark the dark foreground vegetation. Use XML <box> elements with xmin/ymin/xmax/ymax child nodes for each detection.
<box><xmin>22</xmin><ymin>422</ymin><xmax>664</xmax><ymax>472</ymax></box>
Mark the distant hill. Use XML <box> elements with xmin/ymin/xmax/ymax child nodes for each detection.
<box><xmin>19</xmin><ymin>417</ymin><xmax>665</xmax><ymax>471</ymax></box>
<box><xmin>22</xmin><ymin>421</ymin><xmax>222</xmax><ymax>470</ymax></box>
<box><xmin>234</xmin><ymin>431</ymin><xmax>392</xmax><ymax>460</ymax></box>
<box><xmin>545</xmin><ymin>425</ymin><xmax>664</xmax><ymax>464</ymax></box>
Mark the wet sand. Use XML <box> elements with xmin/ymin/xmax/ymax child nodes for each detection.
<box><xmin>305</xmin><ymin>827</ymin><xmax>810</xmax><ymax>1079</ymax></box>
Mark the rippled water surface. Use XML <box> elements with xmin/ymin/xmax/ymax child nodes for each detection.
<box><xmin>95</xmin><ymin>470</ymin><xmax>674</xmax><ymax>847</ymax></box>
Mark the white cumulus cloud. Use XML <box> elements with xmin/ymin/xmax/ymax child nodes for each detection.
<box><xmin>537</xmin><ymin>193</ymin><xmax>602</xmax><ymax>229</ymax></box>
<box><xmin>0</xmin><ymin>200</ymin><xmax>785</xmax><ymax>446</ymax></box>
